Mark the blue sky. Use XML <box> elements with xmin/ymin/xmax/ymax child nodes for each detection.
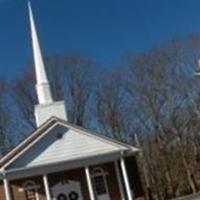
<box><xmin>0</xmin><ymin>0</ymin><xmax>200</xmax><ymax>78</ymax></box>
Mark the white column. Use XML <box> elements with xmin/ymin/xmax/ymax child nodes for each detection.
<box><xmin>3</xmin><ymin>179</ymin><xmax>12</xmax><ymax>200</ymax></box>
<box><xmin>43</xmin><ymin>174</ymin><xmax>51</xmax><ymax>200</ymax></box>
<box><xmin>85</xmin><ymin>166</ymin><xmax>95</xmax><ymax>200</ymax></box>
<box><xmin>114</xmin><ymin>161</ymin><xmax>125</xmax><ymax>200</ymax></box>
<box><xmin>120</xmin><ymin>157</ymin><xmax>133</xmax><ymax>200</ymax></box>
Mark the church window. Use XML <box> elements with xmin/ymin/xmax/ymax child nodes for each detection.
<box><xmin>23</xmin><ymin>181</ymin><xmax>39</xmax><ymax>200</ymax></box>
<box><xmin>92</xmin><ymin>167</ymin><xmax>108</xmax><ymax>195</ymax></box>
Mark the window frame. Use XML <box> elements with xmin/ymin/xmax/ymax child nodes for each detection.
<box><xmin>23</xmin><ymin>180</ymin><xmax>39</xmax><ymax>200</ymax></box>
<box><xmin>91</xmin><ymin>167</ymin><xmax>109</xmax><ymax>197</ymax></box>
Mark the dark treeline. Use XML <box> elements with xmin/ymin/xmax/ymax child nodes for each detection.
<box><xmin>1</xmin><ymin>35</ymin><xmax>200</xmax><ymax>199</ymax></box>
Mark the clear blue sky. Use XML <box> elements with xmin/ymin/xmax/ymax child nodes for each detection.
<box><xmin>0</xmin><ymin>0</ymin><xmax>200</xmax><ymax>78</ymax></box>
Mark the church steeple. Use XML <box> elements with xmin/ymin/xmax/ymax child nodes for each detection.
<box><xmin>28</xmin><ymin>1</ymin><xmax>53</xmax><ymax>105</ymax></box>
<box><xmin>28</xmin><ymin>2</ymin><xmax>67</xmax><ymax>127</ymax></box>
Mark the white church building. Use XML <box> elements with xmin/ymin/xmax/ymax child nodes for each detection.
<box><xmin>0</xmin><ymin>2</ymin><xmax>144</xmax><ymax>200</ymax></box>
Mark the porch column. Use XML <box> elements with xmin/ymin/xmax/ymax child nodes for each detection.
<box><xmin>43</xmin><ymin>174</ymin><xmax>51</xmax><ymax>200</ymax></box>
<box><xmin>85</xmin><ymin>166</ymin><xmax>95</xmax><ymax>200</ymax></box>
<box><xmin>120</xmin><ymin>157</ymin><xmax>133</xmax><ymax>200</ymax></box>
<box><xmin>114</xmin><ymin>161</ymin><xmax>125</xmax><ymax>200</ymax></box>
<box><xmin>3</xmin><ymin>179</ymin><xmax>12</xmax><ymax>200</ymax></box>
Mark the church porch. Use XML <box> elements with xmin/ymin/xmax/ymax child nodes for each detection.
<box><xmin>0</xmin><ymin>153</ymin><xmax>144</xmax><ymax>200</ymax></box>
<box><xmin>1</xmin><ymin>156</ymin><xmax>143</xmax><ymax>200</ymax></box>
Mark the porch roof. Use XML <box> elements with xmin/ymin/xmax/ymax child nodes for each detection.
<box><xmin>0</xmin><ymin>117</ymin><xmax>138</xmax><ymax>179</ymax></box>
<box><xmin>1</xmin><ymin>150</ymin><xmax>129</xmax><ymax>180</ymax></box>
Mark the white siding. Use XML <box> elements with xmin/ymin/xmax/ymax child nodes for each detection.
<box><xmin>8</xmin><ymin>125</ymin><xmax>126</xmax><ymax>169</ymax></box>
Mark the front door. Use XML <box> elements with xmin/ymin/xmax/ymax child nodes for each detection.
<box><xmin>92</xmin><ymin>168</ymin><xmax>110</xmax><ymax>200</ymax></box>
<box><xmin>51</xmin><ymin>180</ymin><xmax>83</xmax><ymax>200</ymax></box>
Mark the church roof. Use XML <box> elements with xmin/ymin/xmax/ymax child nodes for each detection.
<box><xmin>0</xmin><ymin>117</ymin><xmax>138</xmax><ymax>172</ymax></box>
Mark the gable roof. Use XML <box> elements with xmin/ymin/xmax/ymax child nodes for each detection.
<box><xmin>0</xmin><ymin>117</ymin><xmax>57</xmax><ymax>168</ymax></box>
<box><xmin>0</xmin><ymin>117</ymin><xmax>138</xmax><ymax>170</ymax></box>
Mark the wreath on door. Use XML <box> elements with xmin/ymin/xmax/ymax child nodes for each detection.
<box><xmin>57</xmin><ymin>191</ymin><xmax>79</xmax><ymax>200</ymax></box>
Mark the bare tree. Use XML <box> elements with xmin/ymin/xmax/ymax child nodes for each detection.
<box><xmin>94</xmin><ymin>68</ymin><xmax>131</xmax><ymax>140</ymax></box>
<box><xmin>122</xmin><ymin>35</ymin><xmax>200</xmax><ymax>199</ymax></box>
<box><xmin>0</xmin><ymin>79</ymin><xmax>14</xmax><ymax>155</ymax></box>
<box><xmin>63</xmin><ymin>53</ymin><xmax>96</xmax><ymax>126</ymax></box>
<box><xmin>12</xmin><ymin>67</ymin><xmax>37</xmax><ymax>131</ymax></box>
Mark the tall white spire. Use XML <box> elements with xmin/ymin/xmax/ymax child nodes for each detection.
<box><xmin>28</xmin><ymin>1</ymin><xmax>67</xmax><ymax>127</ymax></box>
<box><xmin>28</xmin><ymin>1</ymin><xmax>53</xmax><ymax>104</ymax></box>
